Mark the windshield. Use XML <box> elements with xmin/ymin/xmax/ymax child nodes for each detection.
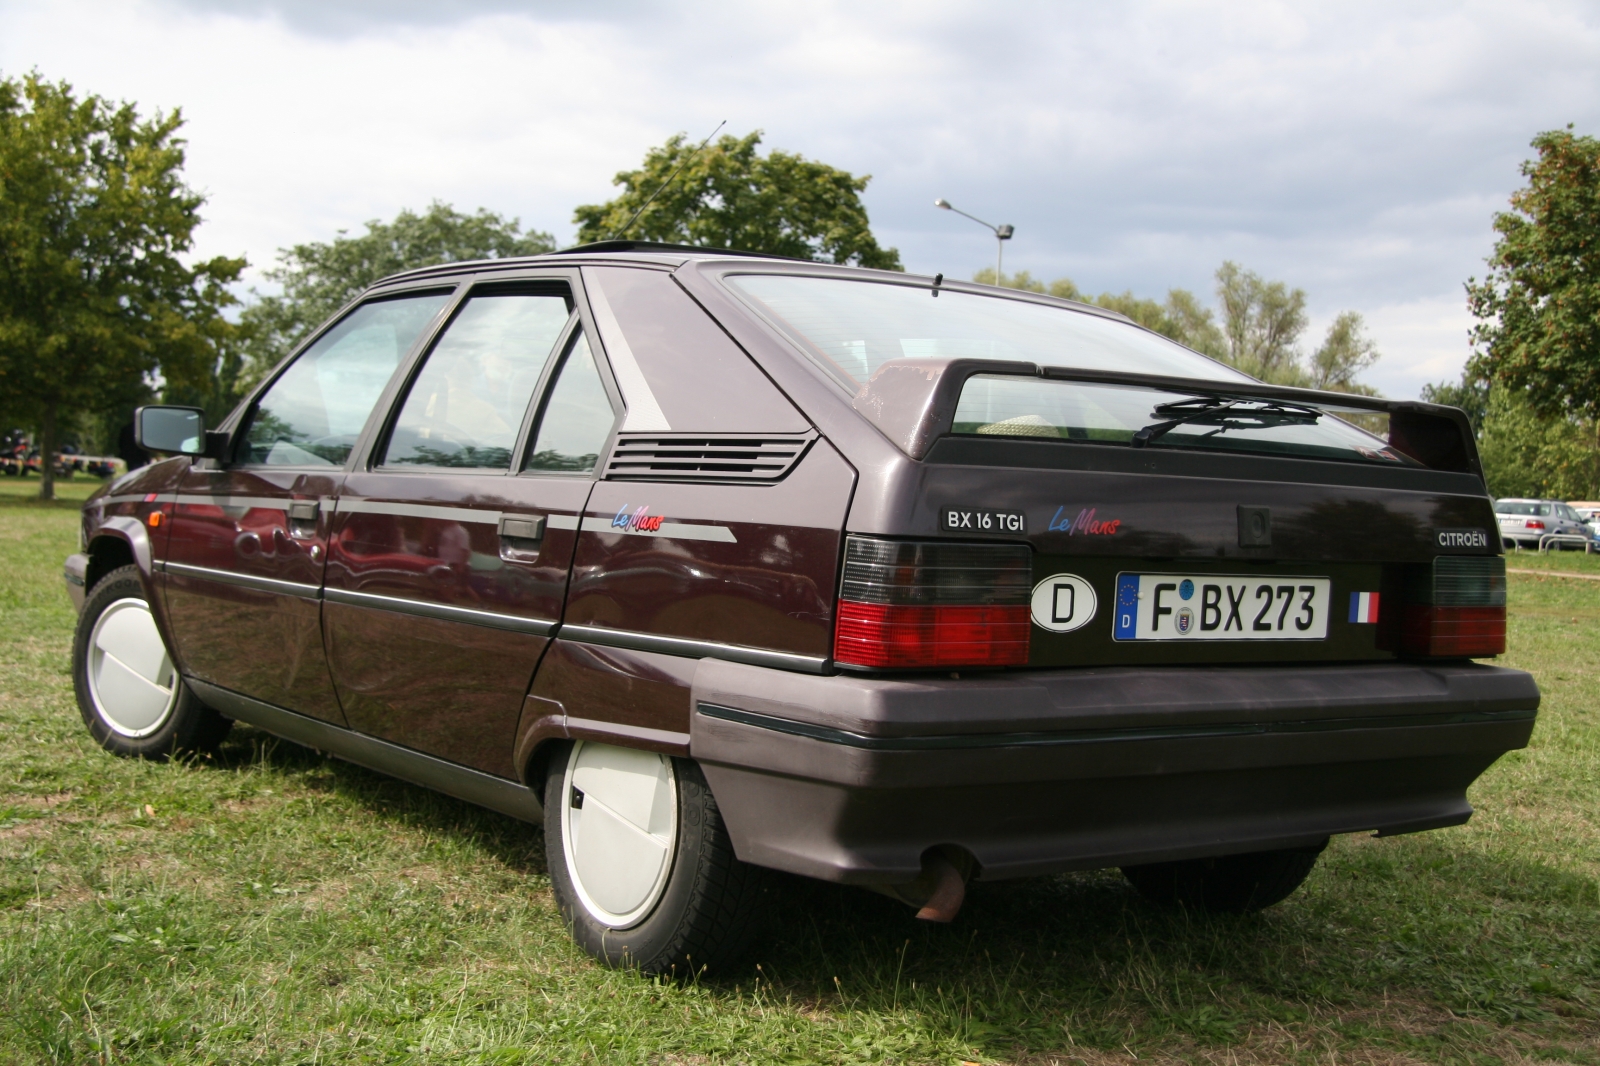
<box><xmin>954</xmin><ymin>375</ymin><xmax>1412</xmax><ymax>465</ymax></box>
<box><xmin>1495</xmin><ymin>501</ymin><xmax>1551</xmax><ymax>516</ymax></box>
<box><xmin>727</xmin><ymin>274</ymin><xmax>1252</xmax><ymax>388</ymax></box>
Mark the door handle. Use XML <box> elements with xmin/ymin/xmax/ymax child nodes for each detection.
<box><xmin>288</xmin><ymin>499</ymin><xmax>319</xmax><ymax>539</ymax></box>
<box><xmin>499</xmin><ymin>515</ymin><xmax>546</xmax><ymax>541</ymax></box>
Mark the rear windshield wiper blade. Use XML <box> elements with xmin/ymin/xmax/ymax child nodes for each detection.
<box><xmin>1130</xmin><ymin>396</ymin><xmax>1321</xmax><ymax>449</ymax></box>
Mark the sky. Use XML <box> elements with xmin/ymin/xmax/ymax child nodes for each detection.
<box><xmin>4</xmin><ymin>0</ymin><xmax>1598</xmax><ymax>399</ymax></box>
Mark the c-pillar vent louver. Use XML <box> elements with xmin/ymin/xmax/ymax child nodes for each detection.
<box><xmin>605</xmin><ymin>431</ymin><xmax>817</xmax><ymax>483</ymax></box>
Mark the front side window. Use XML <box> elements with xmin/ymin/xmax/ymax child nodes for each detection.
<box><xmin>525</xmin><ymin>332</ymin><xmax>614</xmax><ymax>473</ymax></box>
<box><xmin>727</xmin><ymin>274</ymin><xmax>1251</xmax><ymax>389</ymax></box>
<box><xmin>382</xmin><ymin>293</ymin><xmax>571</xmax><ymax>470</ymax></box>
<box><xmin>241</xmin><ymin>292</ymin><xmax>451</xmax><ymax>466</ymax></box>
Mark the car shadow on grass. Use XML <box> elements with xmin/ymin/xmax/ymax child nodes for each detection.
<box><xmin>208</xmin><ymin>723</ymin><xmax>548</xmax><ymax>879</ymax></box>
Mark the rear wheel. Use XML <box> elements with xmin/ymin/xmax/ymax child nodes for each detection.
<box><xmin>72</xmin><ymin>565</ymin><xmax>231</xmax><ymax>760</ymax></box>
<box><xmin>1121</xmin><ymin>840</ymin><xmax>1327</xmax><ymax>914</ymax></box>
<box><xmin>545</xmin><ymin>740</ymin><xmax>768</xmax><ymax>975</ymax></box>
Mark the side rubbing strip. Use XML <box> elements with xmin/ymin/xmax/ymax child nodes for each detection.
<box><xmin>696</xmin><ymin>702</ymin><xmax>1539</xmax><ymax>751</ymax></box>
<box><xmin>188</xmin><ymin>679</ymin><xmax>542</xmax><ymax>823</ymax></box>
<box><xmin>323</xmin><ymin>587</ymin><xmax>557</xmax><ymax>635</ymax></box>
<box><xmin>562</xmin><ymin>624</ymin><xmax>830</xmax><ymax>674</ymax></box>
<box><xmin>582</xmin><ymin>267</ymin><xmax>671</xmax><ymax>432</ymax></box>
<box><xmin>163</xmin><ymin>561</ymin><xmax>321</xmax><ymax>599</ymax></box>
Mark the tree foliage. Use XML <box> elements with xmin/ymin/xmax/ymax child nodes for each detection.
<box><xmin>239</xmin><ymin>201</ymin><xmax>553</xmax><ymax>388</ymax></box>
<box><xmin>1467</xmin><ymin>127</ymin><xmax>1600</xmax><ymax>424</ymax></box>
<box><xmin>977</xmin><ymin>262</ymin><xmax>1378</xmax><ymax>393</ymax></box>
<box><xmin>0</xmin><ymin>72</ymin><xmax>244</xmax><ymax>498</ymax></box>
<box><xmin>572</xmin><ymin>131</ymin><xmax>901</xmax><ymax>269</ymax></box>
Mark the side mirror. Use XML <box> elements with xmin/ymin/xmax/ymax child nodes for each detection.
<box><xmin>134</xmin><ymin>406</ymin><xmax>208</xmax><ymax>456</ymax></box>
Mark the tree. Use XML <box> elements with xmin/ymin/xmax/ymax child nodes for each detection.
<box><xmin>973</xmin><ymin>269</ymin><xmax>1229</xmax><ymax>360</ymax></box>
<box><xmin>0</xmin><ymin>72</ymin><xmax>244</xmax><ymax>500</ymax></box>
<box><xmin>1214</xmin><ymin>261</ymin><xmax>1308</xmax><ymax>383</ymax></box>
<box><xmin>1467</xmin><ymin>127</ymin><xmax>1600</xmax><ymax>426</ymax></box>
<box><xmin>239</xmin><ymin>201</ymin><xmax>554</xmax><ymax>387</ymax></box>
<box><xmin>572</xmin><ymin>131</ymin><xmax>901</xmax><ymax>269</ymax></box>
<box><xmin>1307</xmin><ymin>311</ymin><xmax>1380</xmax><ymax>394</ymax></box>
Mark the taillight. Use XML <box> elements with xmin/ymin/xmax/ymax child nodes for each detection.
<box><xmin>1526</xmin><ymin>519</ymin><xmax>1545</xmax><ymax>530</ymax></box>
<box><xmin>834</xmin><ymin>536</ymin><xmax>1032</xmax><ymax>668</ymax></box>
<box><xmin>1401</xmin><ymin>557</ymin><xmax>1506</xmax><ymax>657</ymax></box>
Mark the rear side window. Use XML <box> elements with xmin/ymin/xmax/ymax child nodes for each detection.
<box><xmin>526</xmin><ymin>332</ymin><xmax>613</xmax><ymax>473</ymax></box>
<box><xmin>382</xmin><ymin>293</ymin><xmax>571</xmax><ymax>470</ymax></box>
<box><xmin>241</xmin><ymin>292</ymin><xmax>451</xmax><ymax>466</ymax></box>
<box><xmin>726</xmin><ymin>274</ymin><xmax>1247</xmax><ymax>389</ymax></box>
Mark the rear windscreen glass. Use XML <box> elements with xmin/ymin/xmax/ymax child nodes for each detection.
<box><xmin>1495</xmin><ymin>501</ymin><xmax>1551</xmax><ymax>516</ymax></box>
<box><xmin>954</xmin><ymin>375</ymin><xmax>1413</xmax><ymax>466</ymax></box>
<box><xmin>727</xmin><ymin>274</ymin><xmax>1251</xmax><ymax>388</ymax></box>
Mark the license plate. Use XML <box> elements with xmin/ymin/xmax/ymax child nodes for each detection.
<box><xmin>1112</xmin><ymin>574</ymin><xmax>1332</xmax><ymax>641</ymax></box>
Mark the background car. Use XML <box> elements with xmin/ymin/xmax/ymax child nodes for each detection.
<box><xmin>1496</xmin><ymin>497</ymin><xmax>1592</xmax><ymax>550</ymax></box>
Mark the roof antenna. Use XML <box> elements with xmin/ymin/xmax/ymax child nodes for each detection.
<box><xmin>931</xmin><ymin>272</ymin><xmax>943</xmax><ymax>298</ymax></box>
<box><xmin>612</xmin><ymin>119</ymin><xmax>727</xmax><ymax>240</ymax></box>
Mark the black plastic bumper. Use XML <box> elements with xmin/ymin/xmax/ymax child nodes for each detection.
<box><xmin>688</xmin><ymin>659</ymin><xmax>1539</xmax><ymax>885</ymax></box>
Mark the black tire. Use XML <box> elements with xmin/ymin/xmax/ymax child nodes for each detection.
<box><xmin>1121</xmin><ymin>839</ymin><xmax>1327</xmax><ymax>914</ymax></box>
<box><xmin>544</xmin><ymin>741</ymin><xmax>769</xmax><ymax>975</ymax></box>
<box><xmin>72</xmin><ymin>564</ymin><xmax>232</xmax><ymax>760</ymax></box>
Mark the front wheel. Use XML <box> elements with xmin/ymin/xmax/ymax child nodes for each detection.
<box><xmin>545</xmin><ymin>741</ymin><xmax>768</xmax><ymax>975</ymax></box>
<box><xmin>72</xmin><ymin>565</ymin><xmax>232</xmax><ymax>760</ymax></box>
<box><xmin>1121</xmin><ymin>840</ymin><xmax>1327</xmax><ymax>914</ymax></box>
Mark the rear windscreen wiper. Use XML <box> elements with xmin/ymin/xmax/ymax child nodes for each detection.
<box><xmin>1130</xmin><ymin>396</ymin><xmax>1321</xmax><ymax>449</ymax></box>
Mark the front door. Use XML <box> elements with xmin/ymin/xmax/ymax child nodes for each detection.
<box><xmin>323</xmin><ymin>282</ymin><xmax>619</xmax><ymax>777</ymax></box>
<box><xmin>164</xmin><ymin>289</ymin><xmax>455</xmax><ymax>722</ymax></box>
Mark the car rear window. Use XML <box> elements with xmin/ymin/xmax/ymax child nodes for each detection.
<box><xmin>1496</xmin><ymin>501</ymin><xmax>1551</xmax><ymax>516</ymax></box>
<box><xmin>726</xmin><ymin>274</ymin><xmax>1250</xmax><ymax>387</ymax></box>
<box><xmin>954</xmin><ymin>375</ymin><xmax>1413</xmax><ymax>465</ymax></box>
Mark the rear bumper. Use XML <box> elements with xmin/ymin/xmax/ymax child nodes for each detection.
<box><xmin>689</xmin><ymin>659</ymin><xmax>1539</xmax><ymax>885</ymax></box>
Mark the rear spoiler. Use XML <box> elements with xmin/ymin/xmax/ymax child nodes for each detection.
<box><xmin>851</xmin><ymin>358</ymin><xmax>1483</xmax><ymax>479</ymax></box>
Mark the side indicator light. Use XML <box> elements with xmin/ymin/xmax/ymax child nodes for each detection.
<box><xmin>147</xmin><ymin>511</ymin><xmax>163</xmax><ymax>528</ymax></box>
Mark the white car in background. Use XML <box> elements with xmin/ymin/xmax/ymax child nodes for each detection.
<box><xmin>1495</xmin><ymin>498</ymin><xmax>1591</xmax><ymax>550</ymax></box>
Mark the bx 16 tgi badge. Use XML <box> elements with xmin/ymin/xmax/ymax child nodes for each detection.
<box><xmin>941</xmin><ymin>508</ymin><xmax>1026</xmax><ymax>534</ymax></box>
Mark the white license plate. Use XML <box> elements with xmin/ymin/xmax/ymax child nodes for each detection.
<box><xmin>1112</xmin><ymin>574</ymin><xmax>1332</xmax><ymax>641</ymax></box>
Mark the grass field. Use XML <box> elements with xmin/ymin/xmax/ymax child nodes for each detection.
<box><xmin>1</xmin><ymin>476</ymin><xmax>1596</xmax><ymax>1065</ymax></box>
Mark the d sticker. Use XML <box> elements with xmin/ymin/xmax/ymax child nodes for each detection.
<box><xmin>1030</xmin><ymin>574</ymin><xmax>1097</xmax><ymax>633</ymax></box>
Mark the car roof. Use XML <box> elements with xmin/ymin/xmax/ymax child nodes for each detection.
<box><xmin>373</xmin><ymin>241</ymin><xmax>827</xmax><ymax>287</ymax></box>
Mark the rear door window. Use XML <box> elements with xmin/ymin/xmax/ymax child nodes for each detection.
<box><xmin>525</xmin><ymin>331</ymin><xmax>615</xmax><ymax>473</ymax></box>
<box><xmin>381</xmin><ymin>292</ymin><xmax>571</xmax><ymax>470</ymax></box>
<box><xmin>241</xmin><ymin>292</ymin><xmax>452</xmax><ymax>466</ymax></box>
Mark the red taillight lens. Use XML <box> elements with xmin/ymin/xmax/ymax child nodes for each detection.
<box><xmin>1526</xmin><ymin>519</ymin><xmax>1545</xmax><ymax>530</ymax></box>
<box><xmin>833</xmin><ymin>536</ymin><xmax>1033</xmax><ymax>668</ymax></box>
<box><xmin>1401</xmin><ymin>606</ymin><xmax>1506</xmax><ymax>657</ymax></box>
<box><xmin>835</xmin><ymin>602</ymin><xmax>1031</xmax><ymax>667</ymax></box>
<box><xmin>1401</xmin><ymin>557</ymin><xmax>1506</xmax><ymax>658</ymax></box>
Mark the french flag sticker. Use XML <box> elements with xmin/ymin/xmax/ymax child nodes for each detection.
<box><xmin>1348</xmin><ymin>591</ymin><xmax>1380</xmax><ymax>624</ymax></box>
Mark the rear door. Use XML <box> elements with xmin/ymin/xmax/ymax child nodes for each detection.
<box><xmin>163</xmin><ymin>288</ymin><xmax>455</xmax><ymax>722</ymax></box>
<box><xmin>323</xmin><ymin>276</ymin><xmax>621</xmax><ymax>778</ymax></box>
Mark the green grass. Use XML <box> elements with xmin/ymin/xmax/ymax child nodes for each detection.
<box><xmin>1</xmin><ymin>485</ymin><xmax>1597</xmax><ymax>1065</ymax></box>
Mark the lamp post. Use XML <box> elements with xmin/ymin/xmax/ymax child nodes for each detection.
<box><xmin>935</xmin><ymin>199</ymin><xmax>1014</xmax><ymax>285</ymax></box>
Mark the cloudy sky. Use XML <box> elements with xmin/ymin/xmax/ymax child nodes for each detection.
<box><xmin>4</xmin><ymin>0</ymin><xmax>1598</xmax><ymax>398</ymax></box>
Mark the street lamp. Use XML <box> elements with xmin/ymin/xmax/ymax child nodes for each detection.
<box><xmin>934</xmin><ymin>199</ymin><xmax>1015</xmax><ymax>284</ymax></box>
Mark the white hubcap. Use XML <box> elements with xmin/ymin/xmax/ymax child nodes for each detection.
<box><xmin>87</xmin><ymin>598</ymin><xmax>179</xmax><ymax>738</ymax></box>
<box><xmin>561</xmin><ymin>741</ymin><xmax>678</xmax><ymax>928</ymax></box>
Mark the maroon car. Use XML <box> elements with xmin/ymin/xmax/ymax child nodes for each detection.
<box><xmin>65</xmin><ymin>243</ymin><xmax>1538</xmax><ymax>972</ymax></box>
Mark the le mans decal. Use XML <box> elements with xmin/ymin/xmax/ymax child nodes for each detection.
<box><xmin>1047</xmin><ymin>506</ymin><xmax>1122</xmax><ymax>536</ymax></box>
